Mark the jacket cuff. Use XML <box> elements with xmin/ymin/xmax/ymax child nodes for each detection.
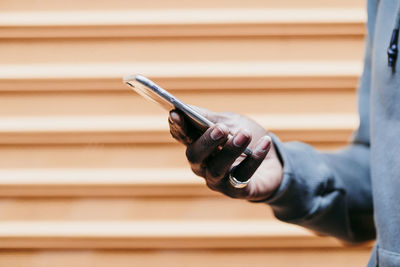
<box><xmin>262</xmin><ymin>132</ymin><xmax>295</xmax><ymax>208</ymax></box>
<box><xmin>264</xmin><ymin>133</ymin><xmax>337</xmax><ymax>222</ymax></box>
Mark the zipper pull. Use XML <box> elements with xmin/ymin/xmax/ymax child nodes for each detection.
<box><xmin>388</xmin><ymin>29</ymin><xmax>399</xmax><ymax>69</ymax></box>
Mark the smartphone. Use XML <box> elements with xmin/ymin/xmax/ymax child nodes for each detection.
<box><xmin>123</xmin><ymin>74</ymin><xmax>252</xmax><ymax>156</ymax></box>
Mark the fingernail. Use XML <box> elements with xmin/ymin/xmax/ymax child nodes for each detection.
<box><xmin>255</xmin><ymin>136</ymin><xmax>272</xmax><ymax>155</ymax></box>
<box><xmin>210</xmin><ymin>125</ymin><xmax>226</xmax><ymax>141</ymax></box>
<box><xmin>233</xmin><ymin>130</ymin><xmax>250</xmax><ymax>147</ymax></box>
<box><xmin>169</xmin><ymin>111</ymin><xmax>183</xmax><ymax>126</ymax></box>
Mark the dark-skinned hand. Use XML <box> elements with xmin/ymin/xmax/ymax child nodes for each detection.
<box><xmin>168</xmin><ymin>107</ymin><xmax>283</xmax><ymax>201</ymax></box>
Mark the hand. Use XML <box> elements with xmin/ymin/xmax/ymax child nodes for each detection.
<box><xmin>168</xmin><ymin>107</ymin><xmax>283</xmax><ymax>201</ymax></box>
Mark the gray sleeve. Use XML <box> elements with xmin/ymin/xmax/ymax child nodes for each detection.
<box><xmin>264</xmin><ymin>3</ymin><xmax>376</xmax><ymax>243</ymax></box>
<box><xmin>266</xmin><ymin>134</ymin><xmax>374</xmax><ymax>243</ymax></box>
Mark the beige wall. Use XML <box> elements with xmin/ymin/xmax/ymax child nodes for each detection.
<box><xmin>0</xmin><ymin>1</ymin><xmax>371</xmax><ymax>266</ymax></box>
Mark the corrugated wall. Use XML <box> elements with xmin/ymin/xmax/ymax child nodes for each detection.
<box><xmin>0</xmin><ymin>0</ymin><xmax>372</xmax><ymax>266</ymax></box>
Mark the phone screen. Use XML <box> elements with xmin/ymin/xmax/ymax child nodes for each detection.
<box><xmin>124</xmin><ymin>74</ymin><xmax>214</xmax><ymax>132</ymax></box>
<box><xmin>123</xmin><ymin>74</ymin><xmax>252</xmax><ymax>156</ymax></box>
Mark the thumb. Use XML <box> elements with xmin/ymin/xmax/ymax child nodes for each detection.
<box><xmin>190</xmin><ymin>105</ymin><xmax>220</xmax><ymax>124</ymax></box>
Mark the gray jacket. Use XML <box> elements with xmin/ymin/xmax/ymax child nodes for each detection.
<box><xmin>267</xmin><ymin>0</ymin><xmax>400</xmax><ymax>266</ymax></box>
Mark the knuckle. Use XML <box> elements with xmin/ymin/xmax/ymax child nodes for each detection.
<box><xmin>205</xmin><ymin>181</ymin><xmax>215</xmax><ymax>191</ymax></box>
<box><xmin>181</xmin><ymin>134</ymin><xmax>193</xmax><ymax>145</ymax></box>
<box><xmin>170</xmin><ymin>129</ymin><xmax>192</xmax><ymax>145</ymax></box>
<box><xmin>251</xmin><ymin>152</ymin><xmax>266</xmax><ymax>161</ymax></box>
<box><xmin>185</xmin><ymin>147</ymin><xmax>199</xmax><ymax>164</ymax></box>
<box><xmin>199</xmin><ymin>134</ymin><xmax>216</xmax><ymax>147</ymax></box>
<box><xmin>169</xmin><ymin>124</ymin><xmax>184</xmax><ymax>138</ymax></box>
<box><xmin>169</xmin><ymin>129</ymin><xmax>181</xmax><ymax>140</ymax></box>
<box><xmin>191</xmin><ymin>165</ymin><xmax>205</xmax><ymax>178</ymax></box>
<box><xmin>205</xmin><ymin>179</ymin><xmax>220</xmax><ymax>192</ymax></box>
<box><xmin>207</xmin><ymin>167</ymin><xmax>226</xmax><ymax>179</ymax></box>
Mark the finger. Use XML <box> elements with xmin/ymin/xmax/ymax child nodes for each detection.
<box><xmin>169</xmin><ymin>110</ymin><xmax>185</xmax><ymax>127</ymax></box>
<box><xmin>185</xmin><ymin>124</ymin><xmax>229</xmax><ymax>172</ymax></box>
<box><xmin>168</xmin><ymin>110</ymin><xmax>198</xmax><ymax>145</ymax></box>
<box><xmin>169</xmin><ymin>111</ymin><xmax>190</xmax><ymax>145</ymax></box>
<box><xmin>230</xmin><ymin>135</ymin><xmax>272</xmax><ymax>182</ymax></box>
<box><xmin>205</xmin><ymin>129</ymin><xmax>251</xmax><ymax>186</ymax></box>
